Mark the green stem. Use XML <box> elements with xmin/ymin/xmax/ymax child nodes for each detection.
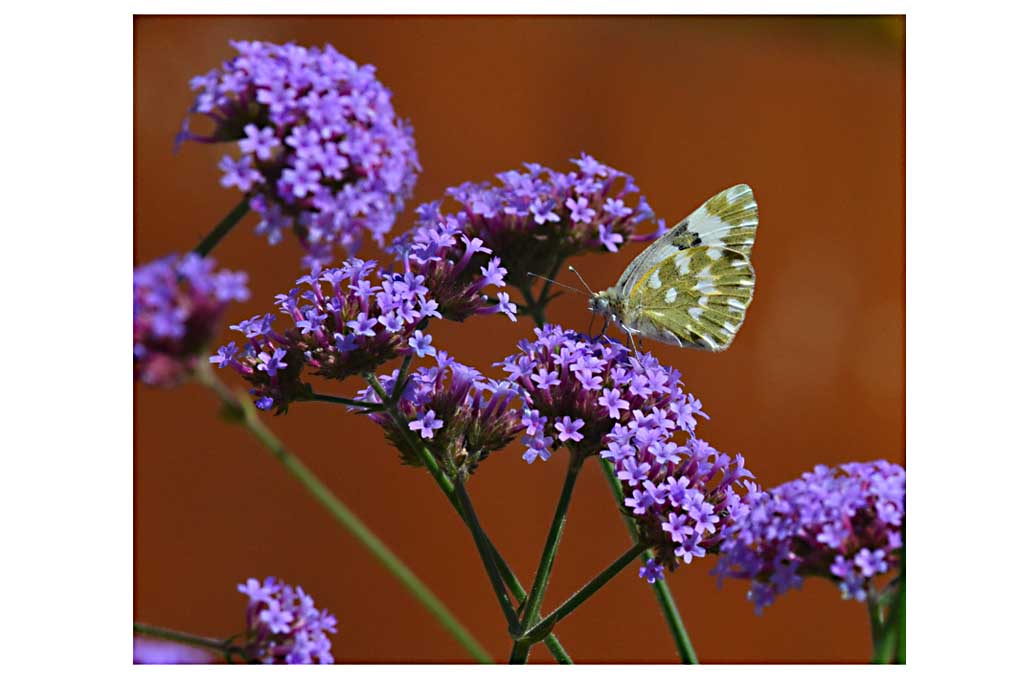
<box><xmin>307</xmin><ymin>392</ymin><xmax>384</xmax><ymax>411</ymax></box>
<box><xmin>873</xmin><ymin>544</ymin><xmax>905</xmax><ymax>664</ymax></box>
<box><xmin>867</xmin><ymin>587</ymin><xmax>884</xmax><ymax>653</ymax></box>
<box><xmin>537</xmin><ymin>256</ymin><xmax>566</xmax><ymax>307</ymax></box>
<box><xmin>195</xmin><ymin>365</ymin><xmax>492</xmax><ymax>663</ymax></box>
<box><xmin>509</xmin><ymin>451</ymin><xmax>585</xmax><ymax>664</ymax></box>
<box><xmin>520</xmin><ymin>542</ymin><xmax>646</xmax><ymax>643</ymax></box>
<box><xmin>365</xmin><ymin>374</ymin><xmax>456</xmax><ymax>497</ymax></box>
<box><xmin>598</xmin><ymin>458</ymin><xmax>698</xmax><ymax>663</ymax></box>
<box><xmin>519</xmin><ymin>285</ymin><xmax>546</xmax><ymax>326</ymax></box>
<box><xmin>453</xmin><ymin>478</ymin><xmax>522</xmax><ymax>635</ymax></box>
<box><xmin>193</xmin><ymin>197</ymin><xmax>250</xmax><ymax>257</ymax></box>
<box><xmin>134</xmin><ymin>622</ymin><xmax>230</xmax><ymax>654</ymax></box>
<box><xmin>365</xmin><ymin>372</ymin><xmax>571</xmax><ymax>661</ymax></box>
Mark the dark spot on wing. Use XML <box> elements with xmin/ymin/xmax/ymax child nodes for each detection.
<box><xmin>671</xmin><ymin>221</ymin><xmax>701</xmax><ymax>249</ymax></box>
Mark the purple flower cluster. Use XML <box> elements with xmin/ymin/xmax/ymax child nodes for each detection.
<box><xmin>355</xmin><ymin>353</ymin><xmax>521</xmax><ymax>476</ymax></box>
<box><xmin>501</xmin><ymin>325</ymin><xmax>757</xmax><ymax>577</ymax></box>
<box><xmin>391</xmin><ymin>206</ymin><xmax>518</xmax><ymax>322</ymax></box>
<box><xmin>237</xmin><ymin>576</ymin><xmax>337</xmax><ymax>664</ymax></box>
<box><xmin>499</xmin><ymin>325</ymin><xmax>704</xmax><ymax>462</ymax></box>
<box><xmin>394</xmin><ymin>155</ymin><xmax>658</xmax><ymax>289</ymax></box>
<box><xmin>181</xmin><ymin>40</ymin><xmax>420</xmax><ymax>265</ymax></box>
<box><xmin>212</xmin><ymin>259</ymin><xmax>439</xmax><ymax>412</ymax></box>
<box><xmin>714</xmin><ymin>461</ymin><xmax>905</xmax><ymax>613</ymax></box>
<box><xmin>608</xmin><ymin>429</ymin><xmax>758</xmax><ymax>578</ymax></box>
<box><xmin>134</xmin><ymin>253</ymin><xmax>249</xmax><ymax>387</ymax></box>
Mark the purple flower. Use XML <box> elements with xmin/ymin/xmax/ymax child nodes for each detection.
<box><xmin>408</xmin><ymin>409</ymin><xmax>444</xmax><ymax>439</ymax></box>
<box><xmin>598</xmin><ymin>388</ymin><xmax>629</xmax><ymax>419</ymax></box>
<box><xmin>134</xmin><ymin>253</ymin><xmax>249</xmax><ymax>387</ymax></box>
<box><xmin>554</xmin><ymin>416</ymin><xmax>585</xmax><ymax>442</ymax></box>
<box><xmin>522</xmin><ymin>434</ymin><xmax>554</xmax><ymax>464</ymax></box>
<box><xmin>180</xmin><ymin>41</ymin><xmax>420</xmax><ymax>265</ymax></box>
<box><xmin>237</xmin><ymin>576</ymin><xmax>337</xmax><ymax>664</ymax></box>
<box><xmin>133</xmin><ymin>638</ymin><xmax>214</xmax><ymax>664</ymax></box>
<box><xmin>215</xmin><ymin>259</ymin><xmax>437</xmax><ymax>413</ymax></box>
<box><xmin>566</xmin><ymin>196</ymin><xmax>596</xmax><ymax>223</ymax></box>
<box><xmin>638</xmin><ymin>559</ymin><xmax>665</xmax><ymax>584</ymax></box>
<box><xmin>408</xmin><ymin>330</ymin><xmax>437</xmax><ymax>358</ymax></box>
<box><xmin>259</xmin><ymin>599</ymin><xmax>295</xmax><ymax>634</ymax></box>
<box><xmin>598</xmin><ymin>223</ymin><xmax>624</xmax><ymax>252</ymax></box>
<box><xmin>239</xmin><ymin>124</ymin><xmax>279</xmax><ymax>160</ymax></box>
<box><xmin>714</xmin><ymin>460</ymin><xmax>905</xmax><ymax>613</ymax></box>
<box><xmin>392</xmin><ymin>156</ymin><xmax>657</xmax><ymax>290</ymax></box>
<box><xmin>355</xmin><ymin>355</ymin><xmax>521</xmax><ymax>475</ymax></box>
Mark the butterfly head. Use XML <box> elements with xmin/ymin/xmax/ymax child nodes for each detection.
<box><xmin>589</xmin><ymin>287</ymin><xmax>625</xmax><ymax>320</ymax></box>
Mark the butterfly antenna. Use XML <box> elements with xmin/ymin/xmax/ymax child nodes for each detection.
<box><xmin>526</xmin><ymin>272</ymin><xmax>585</xmax><ymax>296</ymax></box>
<box><xmin>567</xmin><ymin>265</ymin><xmax>596</xmax><ymax>296</ymax></box>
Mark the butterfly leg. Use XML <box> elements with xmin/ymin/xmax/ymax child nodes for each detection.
<box><xmin>622</xmin><ymin>326</ymin><xmax>639</xmax><ymax>354</ymax></box>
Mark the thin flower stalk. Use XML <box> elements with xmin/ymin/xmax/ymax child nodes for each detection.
<box><xmin>194</xmin><ymin>363</ymin><xmax>492</xmax><ymax>663</ymax></box>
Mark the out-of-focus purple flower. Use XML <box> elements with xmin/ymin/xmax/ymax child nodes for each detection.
<box><xmin>355</xmin><ymin>353</ymin><xmax>521</xmax><ymax>476</ymax></box>
<box><xmin>714</xmin><ymin>460</ymin><xmax>905</xmax><ymax>613</ymax></box>
<box><xmin>133</xmin><ymin>637</ymin><xmax>215</xmax><ymax>664</ymax></box>
<box><xmin>134</xmin><ymin>253</ymin><xmax>249</xmax><ymax>387</ymax></box>
<box><xmin>391</xmin><ymin>155</ymin><xmax>656</xmax><ymax>289</ymax></box>
<box><xmin>180</xmin><ymin>40</ymin><xmax>420</xmax><ymax>265</ymax></box>
<box><xmin>389</xmin><ymin>205</ymin><xmax>518</xmax><ymax>322</ymax></box>
<box><xmin>214</xmin><ymin>259</ymin><xmax>438</xmax><ymax>413</ymax></box>
<box><xmin>237</xmin><ymin>576</ymin><xmax>337</xmax><ymax>664</ymax></box>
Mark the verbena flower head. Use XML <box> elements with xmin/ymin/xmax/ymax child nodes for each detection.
<box><xmin>607</xmin><ymin>428</ymin><xmax>758</xmax><ymax>578</ymax></box>
<box><xmin>391</xmin><ymin>208</ymin><xmax>517</xmax><ymax>322</ymax></box>
<box><xmin>394</xmin><ymin>155</ymin><xmax>658</xmax><ymax>289</ymax></box>
<box><xmin>714</xmin><ymin>460</ymin><xmax>905</xmax><ymax>613</ymax></box>
<box><xmin>133</xmin><ymin>638</ymin><xmax>214</xmax><ymax>664</ymax></box>
<box><xmin>356</xmin><ymin>353</ymin><xmax>521</xmax><ymax>477</ymax></box>
<box><xmin>499</xmin><ymin>324</ymin><xmax>705</xmax><ymax>462</ymax></box>
<box><xmin>134</xmin><ymin>253</ymin><xmax>249</xmax><ymax>387</ymax></box>
<box><xmin>502</xmin><ymin>324</ymin><xmax>755</xmax><ymax>576</ymax></box>
<box><xmin>213</xmin><ymin>259</ymin><xmax>439</xmax><ymax>413</ymax></box>
<box><xmin>181</xmin><ymin>40</ymin><xmax>420</xmax><ymax>265</ymax></box>
<box><xmin>237</xmin><ymin>576</ymin><xmax>337</xmax><ymax>664</ymax></box>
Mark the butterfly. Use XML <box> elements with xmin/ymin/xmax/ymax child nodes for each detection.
<box><xmin>585</xmin><ymin>184</ymin><xmax>758</xmax><ymax>352</ymax></box>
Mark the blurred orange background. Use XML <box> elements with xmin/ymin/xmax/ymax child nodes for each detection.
<box><xmin>134</xmin><ymin>15</ymin><xmax>904</xmax><ymax>663</ymax></box>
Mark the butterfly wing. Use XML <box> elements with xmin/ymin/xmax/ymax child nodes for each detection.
<box><xmin>621</xmin><ymin>184</ymin><xmax>758</xmax><ymax>351</ymax></box>
<box><xmin>620</xmin><ymin>184</ymin><xmax>758</xmax><ymax>296</ymax></box>
<box><xmin>626</xmin><ymin>246</ymin><xmax>755</xmax><ymax>350</ymax></box>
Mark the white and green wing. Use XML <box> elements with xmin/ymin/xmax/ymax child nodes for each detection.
<box><xmin>623</xmin><ymin>184</ymin><xmax>758</xmax><ymax>351</ymax></box>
